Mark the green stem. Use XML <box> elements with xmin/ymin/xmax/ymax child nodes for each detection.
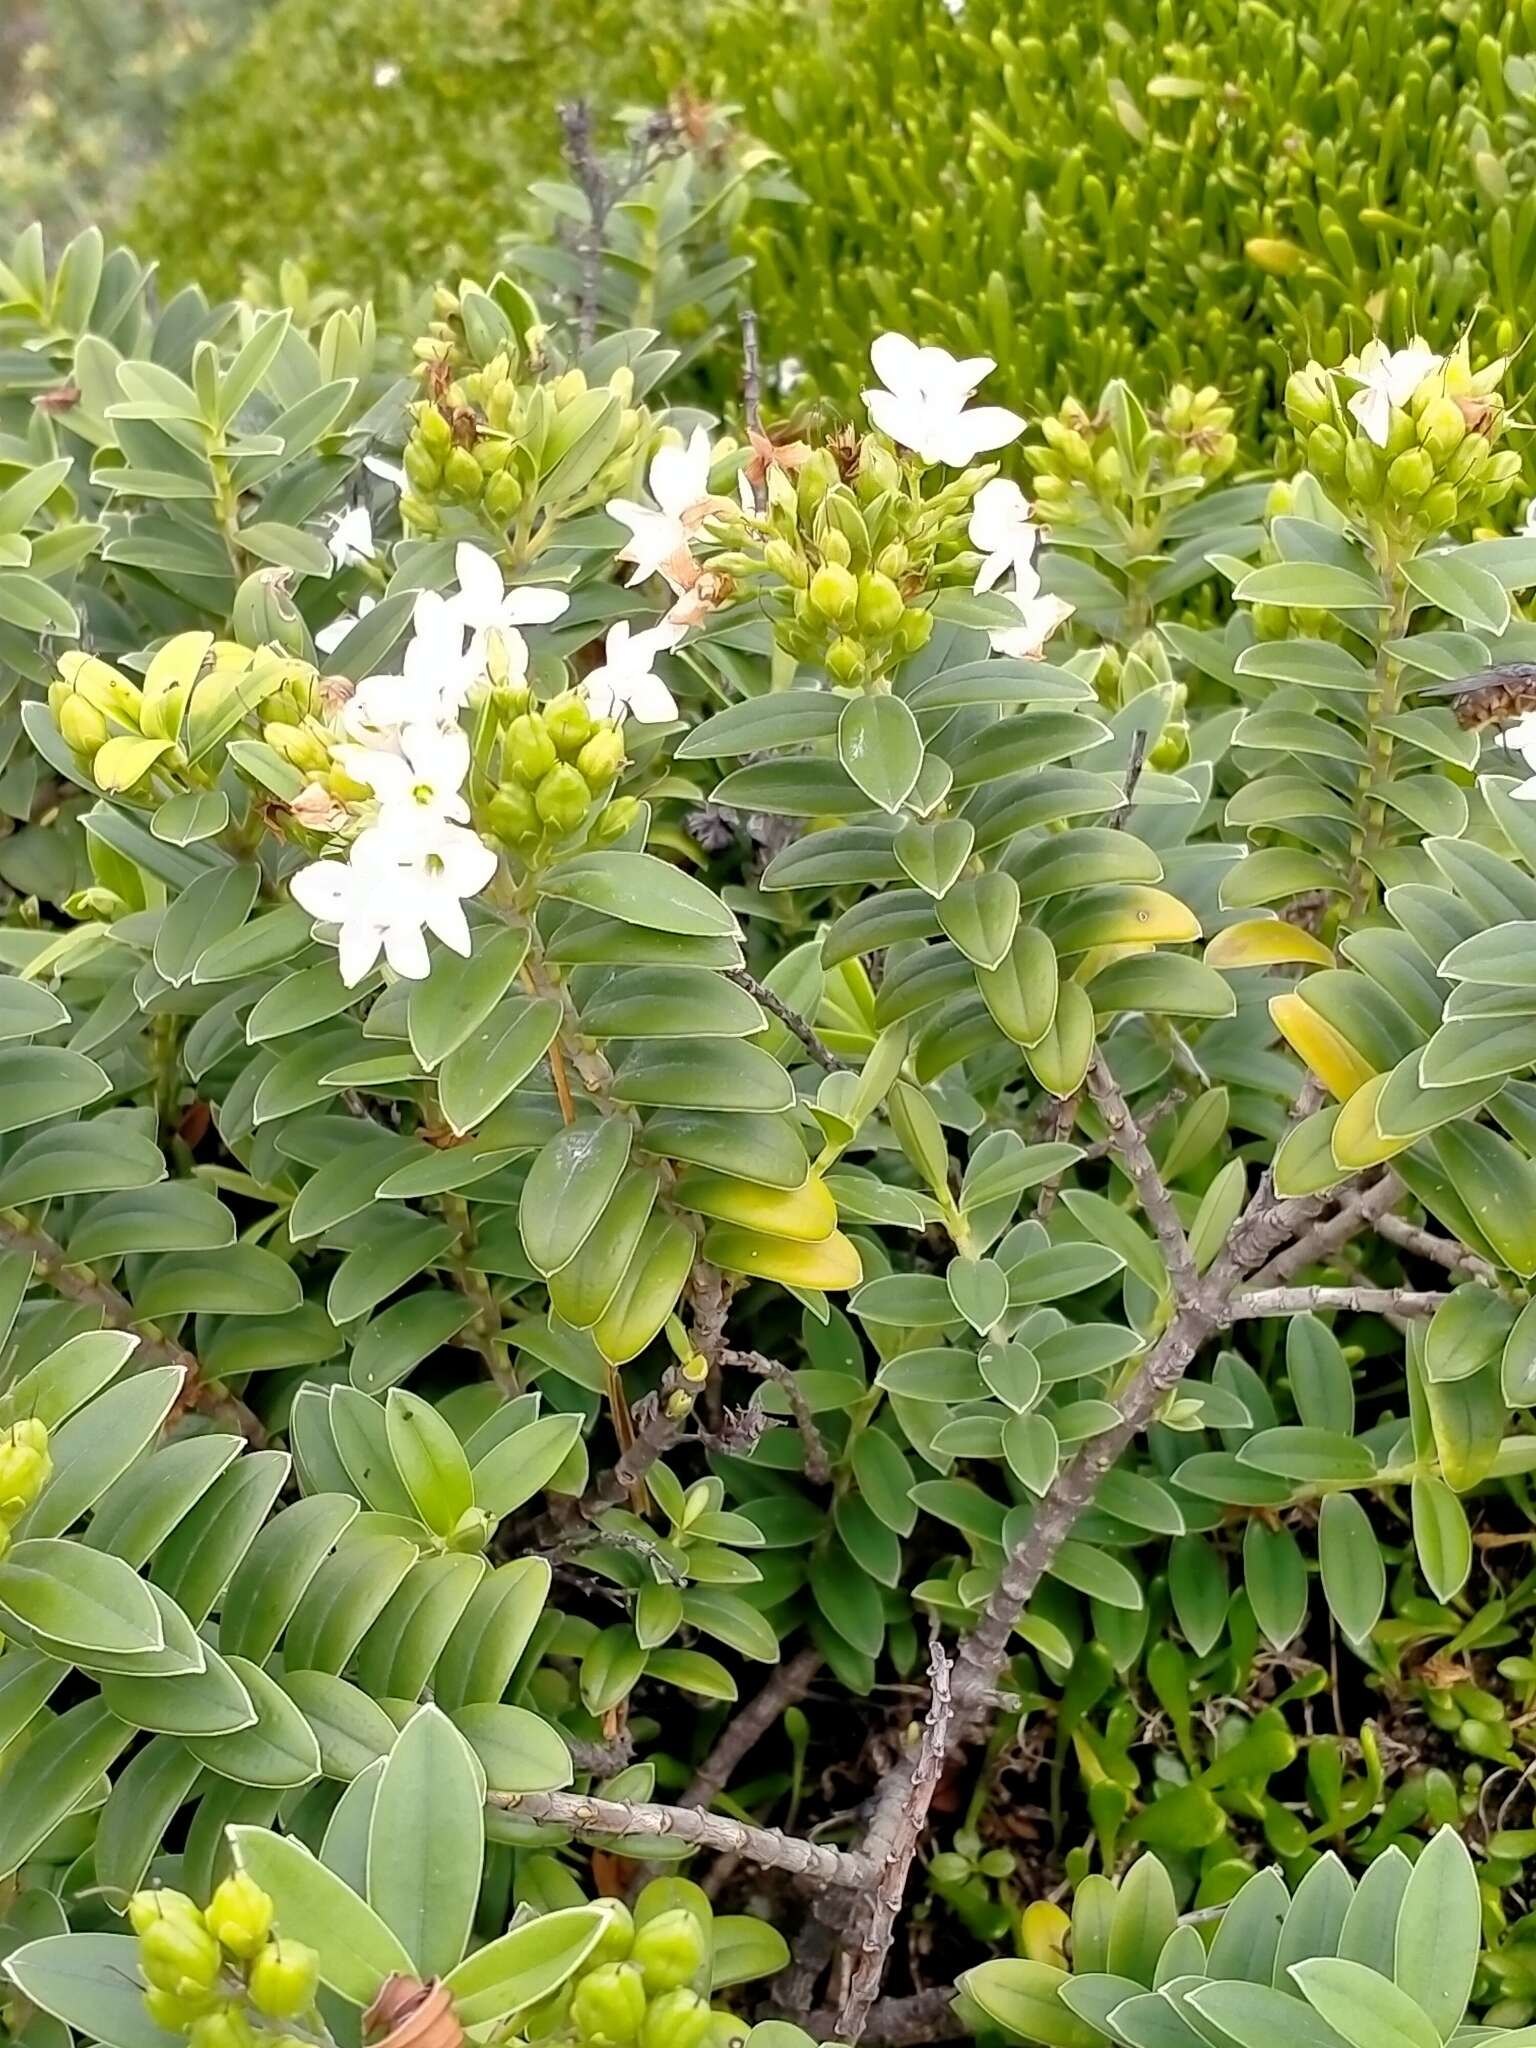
<box><xmin>1343</xmin><ymin>542</ymin><xmax>1413</xmax><ymax>920</ymax></box>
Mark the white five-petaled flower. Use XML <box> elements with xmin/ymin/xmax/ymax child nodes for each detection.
<box><xmin>1344</xmin><ymin>339</ymin><xmax>1443</xmax><ymax>449</ymax></box>
<box><xmin>336</xmin><ymin>723</ymin><xmax>472</xmax><ymax>834</ymax></box>
<box><xmin>292</xmin><ymin>816</ymin><xmax>496</xmax><ymax>985</ymax></box>
<box><xmin>862</xmin><ymin>333</ymin><xmax>1026</xmax><ymax>466</ymax></box>
<box><xmin>582</xmin><ymin>619</ymin><xmax>687</xmax><ymax>725</ymax></box>
<box><xmin>450</xmin><ymin>542</ymin><xmax>570</xmax><ymax>680</ymax></box>
<box><xmin>969</xmin><ymin>477</ymin><xmax>1039</xmax><ymax>593</ymax></box>
<box><xmin>316</xmin><ymin>592</ymin><xmax>377</xmax><ymax>656</ymax></box>
<box><xmin>988</xmin><ymin>564</ymin><xmax>1075</xmax><ymax>661</ymax></box>
<box><xmin>327</xmin><ymin>503</ymin><xmax>376</xmax><ymax>569</ymax></box>
<box><xmin>607</xmin><ymin>428</ymin><xmax>720</xmax><ymax>592</ymax></box>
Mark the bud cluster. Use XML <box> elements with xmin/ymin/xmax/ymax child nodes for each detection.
<box><xmin>0</xmin><ymin>1418</ymin><xmax>50</xmax><ymax>1569</ymax></box>
<box><xmin>485</xmin><ymin>681</ymin><xmax>636</xmax><ymax>860</ymax></box>
<box><xmin>713</xmin><ymin>438</ymin><xmax>997</xmax><ymax>684</ymax></box>
<box><xmin>1284</xmin><ymin>341</ymin><xmax>1519</xmax><ymax>539</ymax></box>
<box><xmin>1026</xmin><ymin>384</ymin><xmax>1237</xmax><ymax>530</ymax></box>
<box><xmin>516</xmin><ymin>1890</ymin><xmax>742</xmax><ymax>2048</ymax></box>
<box><xmin>399</xmin><ymin>280</ymin><xmax>648</xmax><ymax>543</ymax></box>
<box><xmin>130</xmin><ymin>1875</ymin><xmax>320</xmax><ymax>2048</ymax></box>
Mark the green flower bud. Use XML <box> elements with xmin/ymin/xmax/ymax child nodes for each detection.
<box><xmin>826</xmin><ymin>635</ymin><xmax>865</xmax><ymax>685</ymax></box>
<box><xmin>418</xmin><ymin>407</ymin><xmax>453</xmax><ymax>455</ymax></box>
<box><xmin>763</xmin><ymin>539</ymin><xmax>807</xmax><ymax>587</ymax></box>
<box><xmin>486</xmin><ymin>784</ymin><xmax>536</xmax><ymax>845</ymax></box>
<box><xmin>1344</xmin><ymin>438</ymin><xmax>1383</xmax><ymax>505</ymax></box>
<box><xmin>808</xmin><ymin>563</ymin><xmax>858</xmax><ymax>624</ymax></box>
<box><xmin>1417</xmin><ymin>396</ymin><xmax>1466</xmax><ymax>464</ymax></box>
<box><xmin>129</xmin><ymin>1890</ymin><xmax>202</xmax><ymax>1938</ymax></box>
<box><xmin>139</xmin><ymin>1916</ymin><xmax>222</xmax><ymax>1999</ymax></box>
<box><xmin>578</xmin><ymin>728</ymin><xmax>625</xmax><ymax>790</ymax></box>
<box><xmin>703</xmin><ymin>2016</ymin><xmax>748</xmax><ymax>2048</ymax></box>
<box><xmin>476</xmin><ymin>437</ymin><xmax>513</xmax><ymax>476</ymax></box>
<box><xmin>796</xmin><ymin>449</ymin><xmax>838</xmax><ymax>517</ymax></box>
<box><xmin>264</xmin><ymin>722</ymin><xmax>332</xmax><ymax>775</ymax></box>
<box><xmin>896</xmin><ymin>606</ymin><xmax>934</xmax><ymax>655</ymax></box>
<box><xmin>246</xmin><ymin>1941</ymin><xmax>319</xmax><ymax>2019</ymax></box>
<box><xmin>570</xmin><ymin>1962</ymin><xmax>647</xmax><ymax>2047</ymax></box>
<box><xmin>142</xmin><ymin>1987</ymin><xmax>219</xmax><ymax>2030</ymax></box>
<box><xmin>855</xmin><ymin>571</ymin><xmax>905</xmax><ymax>638</ymax></box>
<box><xmin>1094</xmin><ymin>447</ymin><xmax>1123</xmax><ymax>492</ymax></box>
<box><xmin>506</xmin><ymin>713</ymin><xmax>558</xmax><ymax>785</ymax></box>
<box><xmin>545</xmin><ymin>690</ymin><xmax>595</xmax><ymax>759</ymax></box>
<box><xmin>1383</xmin><ymin>408</ymin><xmax>1417</xmax><ymax>460</ymax></box>
<box><xmin>485</xmin><ymin>471</ymin><xmax>523</xmax><ymax>523</ymax></box>
<box><xmin>641</xmin><ymin>1990</ymin><xmax>712</xmax><ymax>2048</ymax></box>
<box><xmin>1387</xmin><ymin>448</ymin><xmax>1435</xmax><ymax>501</ymax></box>
<box><xmin>1420</xmin><ymin>483</ymin><xmax>1459</xmax><ymax>529</ymax></box>
<box><xmin>186</xmin><ymin>2007</ymin><xmax>256</xmax><ymax>2048</ymax></box>
<box><xmin>522</xmin><ymin>1985</ymin><xmax>576</xmax><ymax>2041</ymax></box>
<box><xmin>59</xmin><ymin>694</ymin><xmax>108</xmax><ymax>756</ymax></box>
<box><xmin>875</xmin><ymin>542</ymin><xmax>909</xmax><ymax>581</ymax></box>
<box><xmin>534</xmin><ymin>762</ymin><xmax>592</xmax><ymax>834</ymax></box>
<box><xmin>1251</xmin><ymin>601</ymin><xmax>1289</xmax><ymax>640</ymax></box>
<box><xmin>399</xmin><ymin>492</ymin><xmax>442</xmax><ymax>535</ymax></box>
<box><xmin>631</xmin><ymin>1910</ymin><xmax>710</xmax><ymax>1997</ymax></box>
<box><xmin>205</xmin><ymin>1873</ymin><xmax>273</xmax><ymax>1959</ymax></box>
<box><xmin>817</xmin><ymin>528</ymin><xmax>853</xmax><ymax>569</ymax></box>
<box><xmin>1304</xmin><ymin>424</ymin><xmax>1346</xmax><ymax>482</ymax></box>
<box><xmin>1447</xmin><ymin>434</ymin><xmax>1490</xmax><ymax>485</ymax></box>
<box><xmin>588</xmin><ymin>1902</ymin><xmax>635</xmax><ymax>1966</ymax></box>
<box><xmin>594</xmin><ymin>795</ymin><xmax>641</xmax><ymax>844</ymax></box>
<box><xmin>444</xmin><ymin>446</ymin><xmax>485</xmax><ymax>501</ymax></box>
<box><xmin>1149</xmin><ymin>721</ymin><xmax>1189</xmax><ymax>771</ymax></box>
<box><xmin>404</xmin><ymin>441</ymin><xmax>443</xmax><ymax>493</ymax></box>
<box><xmin>0</xmin><ymin>1438</ymin><xmax>50</xmax><ymax>1521</ymax></box>
<box><xmin>1284</xmin><ymin>366</ymin><xmax>1332</xmax><ymax>425</ymax></box>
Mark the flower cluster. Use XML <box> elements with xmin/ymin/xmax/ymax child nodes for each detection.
<box><xmin>1285</xmin><ymin>338</ymin><xmax>1520</xmax><ymax>536</ymax></box>
<box><xmin>967</xmin><ymin>476</ymin><xmax>1075</xmax><ymax>661</ymax></box>
<box><xmin>289</xmin><ymin>544</ymin><xmax>570</xmax><ymax>984</ymax></box>
<box><xmin>130</xmin><ymin>1874</ymin><xmax>320</xmax><ymax>2048</ymax></box>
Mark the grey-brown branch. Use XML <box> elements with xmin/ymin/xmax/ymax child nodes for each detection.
<box><xmin>681</xmin><ymin>1643</ymin><xmax>823</xmax><ymax>1812</ymax></box>
<box><xmin>485</xmin><ymin>1787</ymin><xmax>872</xmax><ymax>1887</ymax></box>
<box><xmin>0</xmin><ymin>1211</ymin><xmax>263</xmax><ymax>1444</ymax></box>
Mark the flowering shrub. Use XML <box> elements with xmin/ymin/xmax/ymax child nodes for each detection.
<box><xmin>10</xmin><ymin>186</ymin><xmax>1536</xmax><ymax>2048</ymax></box>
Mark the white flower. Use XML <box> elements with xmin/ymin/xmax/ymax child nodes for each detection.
<box><xmin>291</xmin><ymin>816</ymin><xmax>496</xmax><ymax>985</ymax></box>
<box><xmin>327</xmin><ymin>503</ymin><xmax>376</xmax><ymax>569</ymax></box>
<box><xmin>450</xmin><ymin>543</ymin><xmax>570</xmax><ymax>682</ymax></box>
<box><xmin>1344</xmin><ymin>339</ymin><xmax>1443</xmax><ymax>449</ymax></box>
<box><xmin>341</xmin><ymin>587</ymin><xmax>479</xmax><ymax>741</ymax></box>
<box><xmin>336</xmin><ymin>723</ymin><xmax>471</xmax><ymax>832</ymax></box>
<box><xmin>862</xmin><ymin>333</ymin><xmax>1025</xmax><ymax>466</ymax></box>
<box><xmin>607</xmin><ymin>428</ymin><xmax>718</xmax><ymax>591</ymax></box>
<box><xmin>373</xmin><ymin>61</ymin><xmax>401</xmax><ymax>86</ymax></box>
<box><xmin>364</xmin><ymin>453</ymin><xmax>406</xmax><ymax>490</ymax></box>
<box><xmin>969</xmin><ymin>478</ymin><xmax>1038</xmax><ymax>593</ymax></box>
<box><xmin>988</xmin><ymin>566</ymin><xmax>1075</xmax><ymax>660</ymax></box>
<box><xmin>316</xmin><ymin>593</ymin><xmax>377</xmax><ymax>656</ymax></box>
<box><xmin>582</xmin><ymin>619</ymin><xmax>687</xmax><ymax>724</ymax></box>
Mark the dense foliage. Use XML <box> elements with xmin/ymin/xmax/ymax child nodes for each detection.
<box><xmin>125</xmin><ymin>0</ymin><xmax>686</xmax><ymax>301</ymax></box>
<box><xmin>680</xmin><ymin>0</ymin><xmax>1536</xmax><ymax>439</ymax></box>
<box><xmin>11</xmin><ymin>120</ymin><xmax>1536</xmax><ymax>2048</ymax></box>
<box><xmin>133</xmin><ymin>0</ymin><xmax>1536</xmax><ymax>461</ymax></box>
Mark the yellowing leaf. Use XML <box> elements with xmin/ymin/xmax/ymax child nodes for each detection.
<box><xmin>1269</xmin><ymin>991</ymin><xmax>1375</xmax><ymax>1101</ymax></box>
<box><xmin>672</xmin><ymin>1168</ymin><xmax>837</xmax><ymax>1243</ymax></box>
<box><xmin>1330</xmin><ymin>1071</ymin><xmax>1413</xmax><ymax>1169</ymax></box>
<box><xmin>1206</xmin><ymin>919</ymin><xmax>1333</xmax><ymax>969</ymax></box>
<box><xmin>701</xmin><ymin>1225</ymin><xmax>864</xmax><ymax>1291</ymax></box>
<box><xmin>92</xmin><ymin>735</ymin><xmax>175</xmax><ymax>792</ymax></box>
<box><xmin>144</xmin><ymin>630</ymin><xmax>214</xmax><ymax>697</ymax></box>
